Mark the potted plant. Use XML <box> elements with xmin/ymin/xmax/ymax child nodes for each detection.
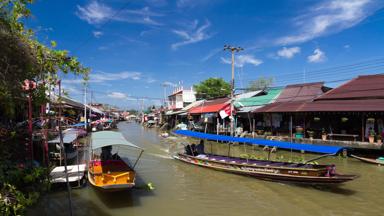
<box><xmin>377</xmin><ymin>134</ymin><xmax>382</xmax><ymax>145</ymax></box>
<box><xmin>368</xmin><ymin>128</ymin><xmax>375</xmax><ymax>144</ymax></box>
<box><xmin>256</xmin><ymin>129</ymin><xmax>264</xmax><ymax>135</ymax></box>
<box><xmin>295</xmin><ymin>126</ymin><xmax>304</xmax><ymax>138</ymax></box>
<box><xmin>307</xmin><ymin>130</ymin><xmax>314</xmax><ymax>140</ymax></box>
<box><xmin>321</xmin><ymin>128</ymin><xmax>327</xmax><ymax>141</ymax></box>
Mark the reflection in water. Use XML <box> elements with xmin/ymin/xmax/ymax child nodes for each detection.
<box><xmin>28</xmin><ymin>123</ymin><xmax>384</xmax><ymax>216</ymax></box>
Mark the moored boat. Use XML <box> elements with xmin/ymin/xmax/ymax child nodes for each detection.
<box><xmin>172</xmin><ymin>130</ymin><xmax>358</xmax><ymax>185</ymax></box>
<box><xmin>88</xmin><ymin>131</ymin><xmax>144</xmax><ymax>191</ymax></box>
<box><xmin>174</xmin><ymin>153</ymin><xmax>357</xmax><ymax>184</ymax></box>
<box><xmin>351</xmin><ymin>154</ymin><xmax>384</xmax><ymax>165</ymax></box>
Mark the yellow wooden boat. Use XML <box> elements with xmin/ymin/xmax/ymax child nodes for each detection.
<box><xmin>88</xmin><ymin>131</ymin><xmax>144</xmax><ymax>191</ymax></box>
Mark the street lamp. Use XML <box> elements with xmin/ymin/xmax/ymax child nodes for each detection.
<box><xmin>224</xmin><ymin>45</ymin><xmax>243</xmax><ymax>136</ymax></box>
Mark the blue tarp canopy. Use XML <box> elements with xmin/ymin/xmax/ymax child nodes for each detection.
<box><xmin>71</xmin><ymin>122</ymin><xmax>86</xmax><ymax>127</ymax></box>
<box><xmin>173</xmin><ymin>130</ymin><xmax>344</xmax><ymax>155</ymax></box>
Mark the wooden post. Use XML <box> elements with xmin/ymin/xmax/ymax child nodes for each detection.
<box><xmin>361</xmin><ymin>114</ymin><xmax>365</xmax><ymax>142</ymax></box>
<box><xmin>252</xmin><ymin>118</ymin><xmax>255</xmax><ymax>138</ymax></box>
<box><xmin>270</xmin><ymin>113</ymin><xmax>273</xmax><ymax>135</ymax></box>
<box><xmin>303</xmin><ymin>114</ymin><xmax>306</xmax><ymax>138</ymax></box>
<box><xmin>290</xmin><ymin>114</ymin><xmax>293</xmax><ymax>142</ymax></box>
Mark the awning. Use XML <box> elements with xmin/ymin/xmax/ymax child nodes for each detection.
<box><xmin>173</xmin><ymin>130</ymin><xmax>344</xmax><ymax>154</ymax></box>
<box><xmin>235</xmin><ymin>88</ymin><xmax>282</xmax><ymax>110</ymax></box>
<box><xmin>91</xmin><ymin>131</ymin><xmax>142</xmax><ymax>150</ymax></box>
<box><xmin>48</xmin><ymin>129</ymin><xmax>80</xmax><ymax>144</ymax></box>
<box><xmin>254</xmin><ymin>101</ymin><xmax>309</xmax><ymax>113</ymax></box>
<box><xmin>300</xmin><ymin>99</ymin><xmax>384</xmax><ymax>112</ymax></box>
<box><xmin>237</xmin><ymin>106</ymin><xmax>262</xmax><ymax>113</ymax></box>
<box><xmin>86</xmin><ymin>105</ymin><xmax>104</xmax><ymax>115</ymax></box>
<box><xmin>189</xmin><ymin>98</ymin><xmax>230</xmax><ymax>114</ymax></box>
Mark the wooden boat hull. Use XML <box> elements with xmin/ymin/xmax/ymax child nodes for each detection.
<box><xmin>351</xmin><ymin>154</ymin><xmax>384</xmax><ymax>165</ymax></box>
<box><xmin>88</xmin><ymin>171</ymin><xmax>135</xmax><ymax>191</ymax></box>
<box><xmin>174</xmin><ymin>154</ymin><xmax>357</xmax><ymax>184</ymax></box>
<box><xmin>88</xmin><ymin>159</ymin><xmax>136</xmax><ymax>191</ymax></box>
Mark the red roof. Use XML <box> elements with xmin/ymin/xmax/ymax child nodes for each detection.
<box><xmin>315</xmin><ymin>74</ymin><xmax>384</xmax><ymax>100</ymax></box>
<box><xmin>275</xmin><ymin>82</ymin><xmax>326</xmax><ymax>103</ymax></box>
<box><xmin>255</xmin><ymin>82</ymin><xmax>329</xmax><ymax>113</ymax></box>
<box><xmin>301</xmin><ymin>99</ymin><xmax>384</xmax><ymax>112</ymax></box>
<box><xmin>189</xmin><ymin>98</ymin><xmax>230</xmax><ymax>114</ymax></box>
<box><xmin>298</xmin><ymin>74</ymin><xmax>384</xmax><ymax>112</ymax></box>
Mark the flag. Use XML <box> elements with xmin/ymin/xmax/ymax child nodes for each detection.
<box><xmin>219</xmin><ymin>105</ymin><xmax>231</xmax><ymax>119</ymax></box>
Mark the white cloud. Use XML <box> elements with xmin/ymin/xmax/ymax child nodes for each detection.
<box><xmin>171</xmin><ymin>19</ymin><xmax>212</xmax><ymax>50</ymax></box>
<box><xmin>163</xmin><ymin>81</ymin><xmax>177</xmax><ymax>87</ymax></box>
<box><xmin>277</xmin><ymin>46</ymin><xmax>301</xmax><ymax>59</ymax></box>
<box><xmin>201</xmin><ymin>48</ymin><xmax>221</xmax><ymax>62</ymax></box>
<box><xmin>276</xmin><ymin>0</ymin><xmax>377</xmax><ymax>45</ymax></box>
<box><xmin>92</xmin><ymin>71</ymin><xmax>142</xmax><ymax>83</ymax></box>
<box><xmin>146</xmin><ymin>77</ymin><xmax>157</xmax><ymax>83</ymax></box>
<box><xmin>93</xmin><ymin>31</ymin><xmax>103</xmax><ymax>38</ymax></box>
<box><xmin>221</xmin><ymin>54</ymin><xmax>263</xmax><ymax>68</ymax></box>
<box><xmin>76</xmin><ymin>2</ymin><xmax>163</xmax><ymax>26</ymax></box>
<box><xmin>344</xmin><ymin>44</ymin><xmax>351</xmax><ymax>49</ymax></box>
<box><xmin>176</xmin><ymin>0</ymin><xmax>207</xmax><ymax>8</ymax></box>
<box><xmin>62</xmin><ymin>71</ymin><xmax>142</xmax><ymax>84</ymax></box>
<box><xmin>108</xmin><ymin>92</ymin><xmax>128</xmax><ymax>99</ymax></box>
<box><xmin>307</xmin><ymin>48</ymin><xmax>326</xmax><ymax>63</ymax></box>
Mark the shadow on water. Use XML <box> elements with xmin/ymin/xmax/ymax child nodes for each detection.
<box><xmin>28</xmin><ymin>191</ymin><xmax>113</xmax><ymax>216</ymax></box>
<box><xmin>286</xmin><ymin>183</ymin><xmax>358</xmax><ymax>196</ymax></box>
<box><xmin>92</xmin><ymin>174</ymin><xmax>154</xmax><ymax>209</ymax></box>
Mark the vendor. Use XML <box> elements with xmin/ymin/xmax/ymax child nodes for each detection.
<box><xmin>196</xmin><ymin>140</ymin><xmax>205</xmax><ymax>155</ymax></box>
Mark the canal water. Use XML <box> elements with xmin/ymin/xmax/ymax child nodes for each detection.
<box><xmin>28</xmin><ymin>122</ymin><xmax>384</xmax><ymax>216</ymax></box>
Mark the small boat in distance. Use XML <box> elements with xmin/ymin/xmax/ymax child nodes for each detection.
<box><xmin>351</xmin><ymin>154</ymin><xmax>384</xmax><ymax>165</ymax></box>
<box><xmin>88</xmin><ymin>131</ymin><xmax>144</xmax><ymax>191</ymax></box>
<box><xmin>173</xmin><ymin>130</ymin><xmax>358</xmax><ymax>185</ymax></box>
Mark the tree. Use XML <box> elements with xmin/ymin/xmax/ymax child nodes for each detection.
<box><xmin>0</xmin><ymin>0</ymin><xmax>89</xmax><ymax>119</ymax></box>
<box><xmin>194</xmin><ymin>78</ymin><xmax>231</xmax><ymax>99</ymax></box>
<box><xmin>247</xmin><ymin>76</ymin><xmax>274</xmax><ymax>92</ymax></box>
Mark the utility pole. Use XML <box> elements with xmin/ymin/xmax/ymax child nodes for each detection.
<box><xmin>83</xmin><ymin>84</ymin><xmax>87</xmax><ymax>130</ymax></box>
<box><xmin>224</xmin><ymin>45</ymin><xmax>243</xmax><ymax>136</ymax></box>
<box><xmin>161</xmin><ymin>83</ymin><xmax>168</xmax><ymax>107</ymax></box>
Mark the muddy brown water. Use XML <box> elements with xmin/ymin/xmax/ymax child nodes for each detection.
<box><xmin>28</xmin><ymin>122</ymin><xmax>384</xmax><ymax>216</ymax></box>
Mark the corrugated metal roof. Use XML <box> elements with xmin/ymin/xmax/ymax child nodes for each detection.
<box><xmin>235</xmin><ymin>88</ymin><xmax>282</xmax><ymax>108</ymax></box>
<box><xmin>301</xmin><ymin>99</ymin><xmax>384</xmax><ymax>112</ymax></box>
<box><xmin>315</xmin><ymin>74</ymin><xmax>384</xmax><ymax>101</ymax></box>
<box><xmin>254</xmin><ymin>82</ymin><xmax>329</xmax><ymax>113</ymax></box>
<box><xmin>189</xmin><ymin>97</ymin><xmax>230</xmax><ymax>114</ymax></box>
<box><xmin>234</xmin><ymin>90</ymin><xmax>263</xmax><ymax>99</ymax></box>
<box><xmin>297</xmin><ymin>74</ymin><xmax>384</xmax><ymax>112</ymax></box>
<box><xmin>275</xmin><ymin>82</ymin><xmax>325</xmax><ymax>102</ymax></box>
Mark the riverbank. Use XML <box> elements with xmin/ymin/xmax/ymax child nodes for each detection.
<box><xmin>28</xmin><ymin>122</ymin><xmax>384</xmax><ymax>216</ymax></box>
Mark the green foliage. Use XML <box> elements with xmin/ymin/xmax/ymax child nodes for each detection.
<box><xmin>0</xmin><ymin>161</ymin><xmax>49</xmax><ymax>215</ymax></box>
<box><xmin>247</xmin><ymin>76</ymin><xmax>274</xmax><ymax>92</ymax></box>
<box><xmin>0</xmin><ymin>0</ymin><xmax>89</xmax><ymax>119</ymax></box>
<box><xmin>194</xmin><ymin>78</ymin><xmax>231</xmax><ymax>99</ymax></box>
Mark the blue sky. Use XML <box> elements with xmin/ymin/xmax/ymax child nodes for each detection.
<box><xmin>27</xmin><ymin>0</ymin><xmax>384</xmax><ymax>109</ymax></box>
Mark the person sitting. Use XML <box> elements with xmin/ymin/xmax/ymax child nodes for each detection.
<box><xmin>100</xmin><ymin>145</ymin><xmax>112</xmax><ymax>161</ymax></box>
<box><xmin>196</xmin><ymin>140</ymin><xmax>205</xmax><ymax>155</ymax></box>
<box><xmin>190</xmin><ymin>144</ymin><xmax>198</xmax><ymax>156</ymax></box>
<box><xmin>185</xmin><ymin>144</ymin><xmax>193</xmax><ymax>156</ymax></box>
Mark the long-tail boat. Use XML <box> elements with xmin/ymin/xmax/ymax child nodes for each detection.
<box><xmin>173</xmin><ymin>130</ymin><xmax>357</xmax><ymax>184</ymax></box>
<box><xmin>88</xmin><ymin>131</ymin><xmax>144</xmax><ymax>191</ymax></box>
<box><xmin>351</xmin><ymin>154</ymin><xmax>384</xmax><ymax>165</ymax></box>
